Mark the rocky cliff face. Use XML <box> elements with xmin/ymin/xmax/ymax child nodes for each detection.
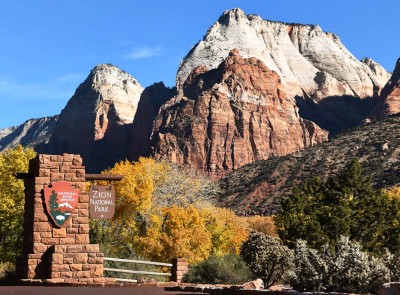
<box><xmin>128</xmin><ymin>82</ymin><xmax>176</xmax><ymax>161</ymax></box>
<box><xmin>45</xmin><ymin>64</ymin><xmax>143</xmax><ymax>172</ymax></box>
<box><xmin>0</xmin><ymin>116</ymin><xmax>58</xmax><ymax>151</ymax></box>
<box><xmin>375</xmin><ymin>58</ymin><xmax>400</xmax><ymax>117</ymax></box>
<box><xmin>177</xmin><ymin>8</ymin><xmax>390</xmax><ymax>101</ymax></box>
<box><xmin>152</xmin><ymin>49</ymin><xmax>327</xmax><ymax>173</ymax></box>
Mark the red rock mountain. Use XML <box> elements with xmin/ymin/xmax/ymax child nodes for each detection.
<box><xmin>128</xmin><ymin>82</ymin><xmax>176</xmax><ymax>160</ymax></box>
<box><xmin>151</xmin><ymin>50</ymin><xmax>327</xmax><ymax>173</ymax></box>
<box><xmin>375</xmin><ymin>59</ymin><xmax>400</xmax><ymax>117</ymax></box>
<box><xmin>44</xmin><ymin>64</ymin><xmax>143</xmax><ymax>172</ymax></box>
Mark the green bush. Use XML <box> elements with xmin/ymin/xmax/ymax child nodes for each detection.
<box><xmin>288</xmin><ymin>237</ymin><xmax>391</xmax><ymax>294</ymax></box>
<box><xmin>240</xmin><ymin>232</ymin><xmax>293</xmax><ymax>288</ymax></box>
<box><xmin>288</xmin><ymin>239</ymin><xmax>327</xmax><ymax>292</ymax></box>
<box><xmin>183</xmin><ymin>254</ymin><xmax>252</xmax><ymax>284</ymax></box>
<box><xmin>382</xmin><ymin>249</ymin><xmax>400</xmax><ymax>281</ymax></box>
<box><xmin>0</xmin><ymin>262</ymin><xmax>16</xmax><ymax>285</ymax></box>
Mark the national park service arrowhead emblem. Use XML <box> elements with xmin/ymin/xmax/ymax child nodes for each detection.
<box><xmin>44</xmin><ymin>181</ymin><xmax>79</xmax><ymax>227</ymax></box>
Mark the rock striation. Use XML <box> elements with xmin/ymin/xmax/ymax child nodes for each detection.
<box><xmin>177</xmin><ymin>8</ymin><xmax>390</xmax><ymax>101</ymax></box>
<box><xmin>0</xmin><ymin>116</ymin><xmax>58</xmax><ymax>151</ymax></box>
<box><xmin>375</xmin><ymin>58</ymin><xmax>400</xmax><ymax>117</ymax></box>
<box><xmin>45</xmin><ymin>64</ymin><xmax>143</xmax><ymax>172</ymax></box>
<box><xmin>152</xmin><ymin>49</ymin><xmax>327</xmax><ymax>173</ymax></box>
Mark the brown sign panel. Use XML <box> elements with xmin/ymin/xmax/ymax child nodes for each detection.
<box><xmin>89</xmin><ymin>185</ymin><xmax>115</xmax><ymax>219</ymax></box>
<box><xmin>44</xmin><ymin>181</ymin><xmax>79</xmax><ymax>227</ymax></box>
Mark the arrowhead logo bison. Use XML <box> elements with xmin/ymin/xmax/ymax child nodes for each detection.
<box><xmin>44</xmin><ymin>181</ymin><xmax>79</xmax><ymax>227</ymax></box>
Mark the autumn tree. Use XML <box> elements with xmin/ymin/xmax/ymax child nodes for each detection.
<box><xmin>135</xmin><ymin>205</ymin><xmax>212</xmax><ymax>264</ymax></box>
<box><xmin>201</xmin><ymin>207</ymin><xmax>248</xmax><ymax>256</ymax></box>
<box><xmin>91</xmin><ymin>157</ymin><xmax>226</xmax><ymax>263</ymax></box>
<box><xmin>242</xmin><ymin>215</ymin><xmax>277</xmax><ymax>237</ymax></box>
<box><xmin>0</xmin><ymin>145</ymin><xmax>36</xmax><ymax>262</ymax></box>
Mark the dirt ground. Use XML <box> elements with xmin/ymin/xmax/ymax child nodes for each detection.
<box><xmin>0</xmin><ymin>286</ymin><xmax>203</xmax><ymax>295</ymax></box>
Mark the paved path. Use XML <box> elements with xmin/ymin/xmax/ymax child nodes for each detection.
<box><xmin>0</xmin><ymin>286</ymin><xmax>203</xmax><ymax>295</ymax></box>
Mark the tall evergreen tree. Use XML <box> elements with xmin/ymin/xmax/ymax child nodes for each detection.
<box><xmin>276</xmin><ymin>159</ymin><xmax>400</xmax><ymax>254</ymax></box>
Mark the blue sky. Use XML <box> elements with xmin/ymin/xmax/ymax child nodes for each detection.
<box><xmin>0</xmin><ymin>0</ymin><xmax>398</xmax><ymax>129</ymax></box>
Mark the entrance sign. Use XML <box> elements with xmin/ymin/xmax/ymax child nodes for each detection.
<box><xmin>90</xmin><ymin>185</ymin><xmax>115</xmax><ymax>219</ymax></box>
<box><xmin>44</xmin><ymin>181</ymin><xmax>79</xmax><ymax>227</ymax></box>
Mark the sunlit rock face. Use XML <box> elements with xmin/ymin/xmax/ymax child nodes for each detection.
<box><xmin>0</xmin><ymin>116</ymin><xmax>58</xmax><ymax>151</ymax></box>
<box><xmin>374</xmin><ymin>58</ymin><xmax>400</xmax><ymax>117</ymax></box>
<box><xmin>152</xmin><ymin>50</ymin><xmax>328</xmax><ymax>173</ymax></box>
<box><xmin>177</xmin><ymin>8</ymin><xmax>390</xmax><ymax>101</ymax></box>
<box><xmin>46</xmin><ymin>64</ymin><xmax>144</xmax><ymax>172</ymax></box>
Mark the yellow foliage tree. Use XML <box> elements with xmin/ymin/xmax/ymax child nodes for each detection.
<box><xmin>242</xmin><ymin>215</ymin><xmax>278</xmax><ymax>237</ymax></box>
<box><xmin>135</xmin><ymin>206</ymin><xmax>212</xmax><ymax>264</ymax></box>
<box><xmin>0</xmin><ymin>145</ymin><xmax>36</xmax><ymax>262</ymax></box>
<box><xmin>385</xmin><ymin>186</ymin><xmax>400</xmax><ymax>200</ymax></box>
<box><xmin>103</xmin><ymin>158</ymin><xmax>160</xmax><ymax>218</ymax></box>
<box><xmin>92</xmin><ymin>157</ymin><xmax>279</xmax><ymax>265</ymax></box>
<box><xmin>201</xmin><ymin>207</ymin><xmax>248</xmax><ymax>256</ymax></box>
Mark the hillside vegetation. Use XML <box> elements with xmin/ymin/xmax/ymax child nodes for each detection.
<box><xmin>217</xmin><ymin>115</ymin><xmax>400</xmax><ymax>215</ymax></box>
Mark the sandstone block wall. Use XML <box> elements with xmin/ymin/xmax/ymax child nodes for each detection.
<box><xmin>17</xmin><ymin>154</ymin><xmax>107</xmax><ymax>283</ymax></box>
<box><xmin>171</xmin><ymin>258</ymin><xmax>189</xmax><ymax>283</ymax></box>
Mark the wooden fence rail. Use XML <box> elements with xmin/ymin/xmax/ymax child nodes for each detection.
<box><xmin>103</xmin><ymin>257</ymin><xmax>173</xmax><ymax>283</ymax></box>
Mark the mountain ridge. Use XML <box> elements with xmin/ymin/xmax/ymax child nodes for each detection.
<box><xmin>177</xmin><ymin>8</ymin><xmax>390</xmax><ymax>100</ymax></box>
<box><xmin>217</xmin><ymin>114</ymin><xmax>400</xmax><ymax>215</ymax></box>
<box><xmin>0</xmin><ymin>8</ymin><xmax>398</xmax><ymax>179</ymax></box>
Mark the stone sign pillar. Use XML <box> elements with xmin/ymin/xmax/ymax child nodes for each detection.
<box><xmin>17</xmin><ymin>154</ymin><xmax>108</xmax><ymax>284</ymax></box>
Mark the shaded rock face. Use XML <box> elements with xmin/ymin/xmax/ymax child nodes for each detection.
<box><xmin>295</xmin><ymin>95</ymin><xmax>376</xmax><ymax>137</ymax></box>
<box><xmin>46</xmin><ymin>64</ymin><xmax>143</xmax><ymax>172</ymax></box>
<box><xmin>152</xmin><ymin>50</ymin><xmax>327</xmax><ymax>173</ymax></box>
<box><xmin>375</xmin><ymin>58</ymin><xmax>400</xmax><ymax>117</ymax></box>
<box><xmin>0</xmin><ymin>116</ymin><xmax>58</xmax><ymax>151</ymax></box>
<box><xmin>177</xmin><ymin>8</ymin><xmax>390</xmax><ymax>101</ymax></box>
<box><xmin>128</xmin><ymin>82</ymin><xmax>176</xmax><ymax>160</ymax></box>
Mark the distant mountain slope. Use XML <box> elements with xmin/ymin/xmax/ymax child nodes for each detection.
<box><xmin>0</xmin><ymin>116</ymin><xmax>58</xmax><ymax>151</ymax></box>
<box><xmin>217</xmin><ymin>115</ymin><xmax>400</xmax><ymax>215</ymax></box>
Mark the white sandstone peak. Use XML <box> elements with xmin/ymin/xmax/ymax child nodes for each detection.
<box><xmin>88</xmin><ymin>64</ymin><xmax>144</xmax><ymax>124</ymax></box>
<box><xmin>177</xmin><ymin>9</ymin><xmax>391</xmax><ymax>100</ymax></box>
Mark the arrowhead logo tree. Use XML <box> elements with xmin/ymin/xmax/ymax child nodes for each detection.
<box><xmin>44</xmin><ymin>181</ymin><xmax>79</xmax><ymax>227</ymax></box>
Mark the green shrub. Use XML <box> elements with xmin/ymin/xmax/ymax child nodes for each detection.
<box><xmin>288</xmin><ymin>236</ymin><xmax>390</xmax><ymax>294</ymax></box>
<box><xmin>240</xmin><ymin>232</ymin><xmax>293</xmax><ymax>288</ymax></box>
<box><xmin>183</xmin><ymin>254</ymin><xmax>252</xmax><ymax>284</ymax></box>
<box><xmin>288</xmin><ymin>239</ymin><xmax>327</xmax><ymax>292</ymax></box>
<box><xmin>382</xmin><ymin>248</ymin><xmax>400</xmax><ymax>281</ymax></box>
<box><xmin>0</xmin><ymin>262</ymin><xmax>16</xmax><ymax>285</ymax></box>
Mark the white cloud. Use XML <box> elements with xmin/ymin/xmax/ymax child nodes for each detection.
<box><xmin>57</xmin><ymin>73</ymin><xmax>84</xmax><ymax>83</ymax></box>
<box><xmin>126</xmin><ymin>46</ymin><xmax>164</xmax><ymax>60</ymax></box>
<box><xmin>0</xmin><ymin>77</ymin><xmax>76</xmax><ymax>101</ymax></box>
